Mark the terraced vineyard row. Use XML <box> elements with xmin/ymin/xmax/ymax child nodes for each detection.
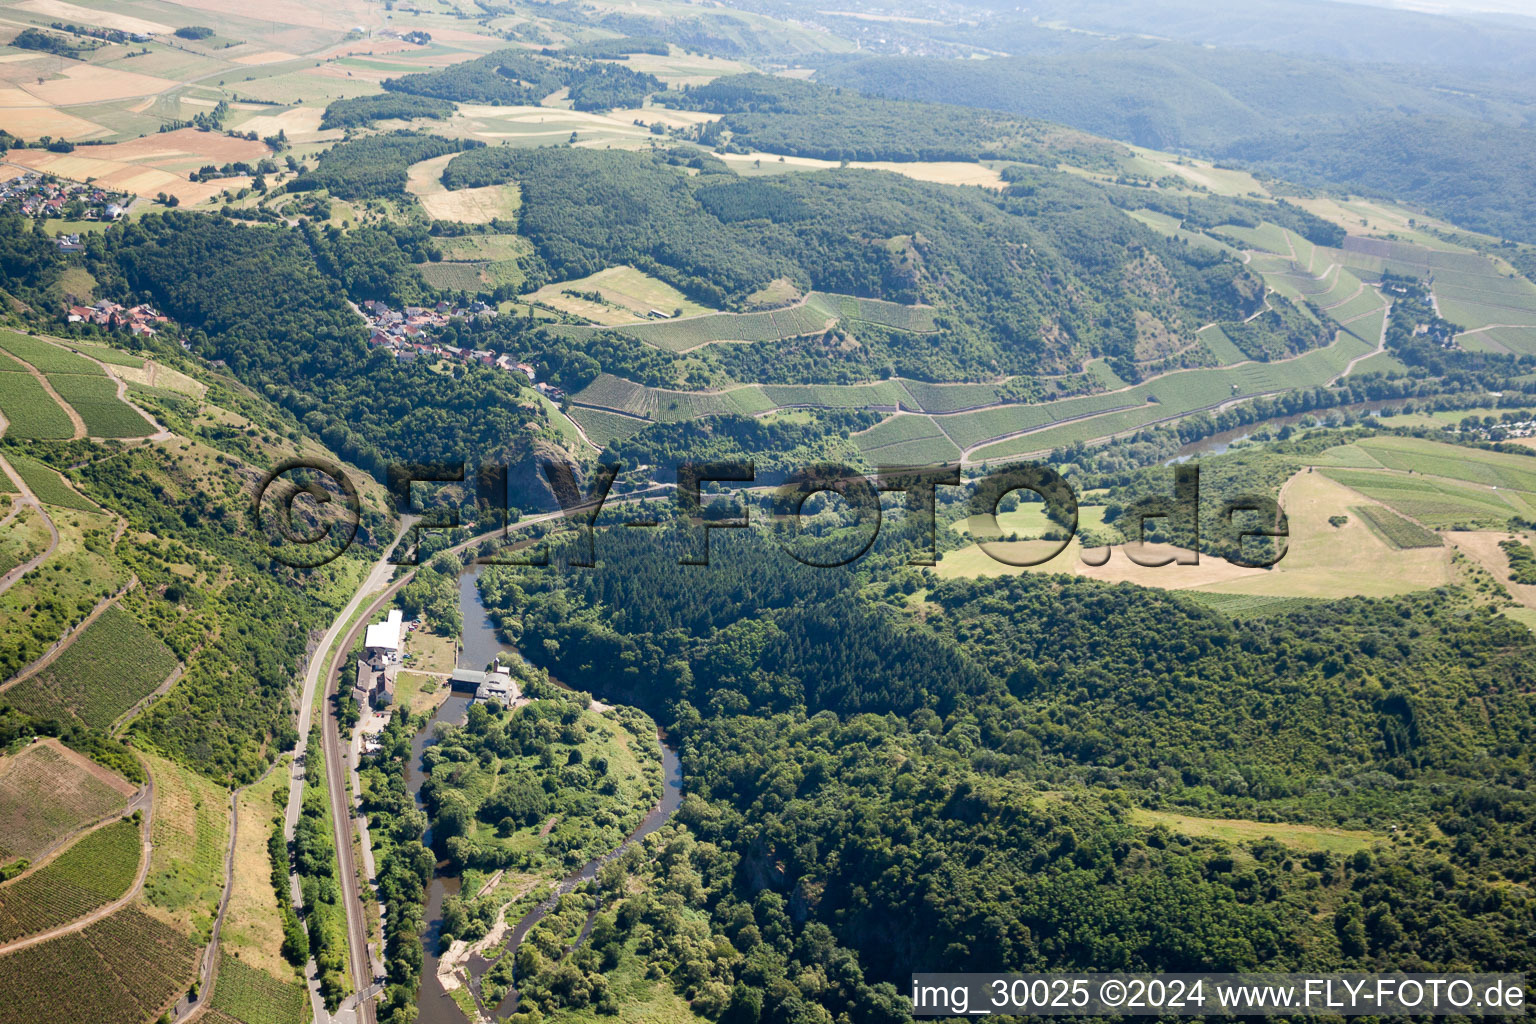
<box><xmin>209</xmin><ymin>953</ymin><xmax>308</xmax><ymax>1024</ymax></box>
<box><xmin>0</xmin><ymin>743</ymin><xmax>132</xmax><ymax>865</ymax></box>
<box><xmin>0</xmin><ymin>905</ymin><xmax>199</xmax><ymax>1024</ymax></box>
<box><xmin>2</xmin><ymin>604</ymin><xmax>178</xmax><ymax>732</ymax></box>
<box><xmin>1352</xmin><ymin>505</ymin><xmax>1443</xmax><ymax>549</ymax></box>
<box><xmin>3</xmin><ymin>455</ymin><xmax>98</xmax><ymax>511</ymax></box>
<box><xmin>0</xmin><ymin>819</ymin><xmax>142</xmax><ymax>943</ymax></box>
<box><xmin>0</xmin><ymin>334</ymin><xmax>154</xmax><ymax>439</ymax></box>
<box><xmin>968</xmin><ymin>331</ymin><xmax>1374</xmax><ymax>460</ymax></box>
<box><xmin>0</xmin><ymin>355</ymin><xmax>74</xmax><ymax>440</ymax></box>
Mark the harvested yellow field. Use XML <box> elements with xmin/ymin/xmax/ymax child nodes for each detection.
<box><xmin>717</xmin><ymin>150</ymin><xmax>1004</xmax><ymax>188</ymax></box>
<box><xmin>0</xmin><ymin>86</ymin><xmax>47</xmax><ymax>108</ymax></box>
<box><xmin>420</xmin><ymin>184</ymin><xmax>519</xmax><ymax>223</ymax></box>
<box><xmin>523</xmin><ymin>266</ymin><xmax>712</xmax><ymax>324</ymax></box>
<box><xmin>1448</xmin><ymin>530</ymin><xmax>1536</xmax><ymax>610</ymax></box>
<box><xmin>609</xmin><ymin>106</ymin><xmax>720</xmax><ymax>130</ymax></box>
<box><xmin>17</xmin><ymin>0</ymin><xmax>173</xmax><ymax>35</ymax></box>
<box><xmin>935</xmin><ymin>470</ymin><xmax>1454</xmax><ymax>600</ymax></box>
<box><xmin>232</xmin><ymin>106</ymin><xmax>325</xmax><ymax>138</ymax></box>
<box><xmin>231</xmin><ymin>51</ymin><xmax>301</xmax><ymax>65</ymax></box>
<box><xmin>163</xmin><ymin>0</ymin><xmax>375</xmax><ymax>31</ymax></box>
<box><xmin>21</xmin><ymin>63</ymin><xmax>178</xmax><ymax>105</ymax></box>
<box><xmin>0</xmin><ymin>53</ymin><xmax>46</xmax><ymax>65</ymax></box>
<box><xmin>219</xmin><ymin>761</ymin><xmax>292</xmax><ymax>979</ymax></box>
<box><xmin>406</xmin><ymin>152</ymin><xmax>519</xmax><ymax>223</ymax></box>
<box><xmin>0</xmin><ymin>105</ymin><xmax>108</xmax><ymax>139</ymax></box>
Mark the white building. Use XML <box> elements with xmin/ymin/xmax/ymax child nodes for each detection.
<box><xmin>364</xmin><ymin>609</ymin><xmax>404</xmax><ymax>663</ymax></box>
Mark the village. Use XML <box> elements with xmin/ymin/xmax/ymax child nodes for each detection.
<box><xmin>0</xmin><ymin>171</ymin><xmax>128</xmax><ymax>223</ymax></box>
<box><xmin>360</xmin><ymin>298</ymin><xmax>567</xmax><ymax>400</ymax></box>
<box><xmin>66</xmin><ymin>299</ymin><xmax>169</xmax><ymax>337</ymax></box>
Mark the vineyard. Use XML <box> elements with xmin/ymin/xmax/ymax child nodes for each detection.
<box><xmin>1322</xmin><ymin>468</ymin><xmax>1529</xmax><ymax>529</ymax></box>
<box><xmin>1352</xmin><ymin>505</ymin><xmax>1444</xmax><ymax>550</ymax></box>
<box><xmin>570</xmin><ymin>374</ymin><xmax>774</xmax><ymax>420</ymax></box>
<box><xmin>0</xmin><ymin>819</ymin><xmax>142</xmax><ymax>942</ymax></box>
<box><xmin>209</xmin><ymin>953</ymin><xmax>308</xmax><ymax>1024</ymax></box>
<box><xmin>1</xmin><ymin>604</ymin><xmax>178</xmax><ymax>731</ymax></box>
<box><xmin>0</xmin><ymin>332</ymin><xmax>100</xmax><ymax>375</ymax></box>
<box><xmin>0</xmin><ymin>356</ymin><xmax>73</xmax><ymax>440</ymax></box>
<box><xmin>853</xmin><ymin>414</ymin><xmax>962</xmax><ymax>465</ymax></box>
<box><xmin>0</xmin><ymin>905</ymin><xmax>199</xmax><ymax>1024</ymax></box>
<box><xmin>0</xmin><ymin>742</ymin><xmax>133</xmax><ymax>864</ymax></box>
<box><xmin>43</xmin><ymin>375</ymin><xmax>154</xmax><ymax>439</ymax></box>
<box><xmin>897</xmin><ymin>379</ymin><xmax>1001</xmax><ymax>413</ymax></box>
<box><xmin>761</xmin><ymin>380</ymin><xmax>912</xmax><ymax>411</ymax></box>
<box><xmin>143</xmin><ymin>754</ymin><xmax>230</xmax><ymax>937</ymax></box>
<box><xmin>4</xmin><ymin>456</ymin><xmax>98</xmax><ymax>511</ymax></box>
<box><xmin>566</xmin><ymin>406</ymin><xmax>648</xmax><ymax>447</ymax></box>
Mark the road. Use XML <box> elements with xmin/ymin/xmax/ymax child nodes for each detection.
<box><xmin>311</xmin><ymin>489</ymin><xmax>674</xmax><ymax>1023</ymax></box>
<box><xmin>284</xmin><ymin>516</ymin><xmax>417</xmax><ymax>1024</ymax></box>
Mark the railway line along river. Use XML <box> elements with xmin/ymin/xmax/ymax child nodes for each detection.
<box><xmin>409</xmin><ymin>565</ymin><xmax>683</xmax><ymax>1024</ymax></box>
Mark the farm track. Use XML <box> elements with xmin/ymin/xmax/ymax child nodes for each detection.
<box><xmin>0</xmin><ymin>759</ymin><xmax>154</xmax><ymax>959</ymax></box>
<box><xmin>0</xmin><ymin>576</ymin><xmax>138</xmax><ymax>692</ymax></box>
<box><xmin>0</xmin><ymin>454</ymin><xmax>58</xmax><ymax>599</ymax></box>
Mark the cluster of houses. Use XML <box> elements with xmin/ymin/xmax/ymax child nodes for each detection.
<box><xmin>360</xmin><ymin>299</ymin><xmax>566</xmax><ymax>399</ymax></box>
<box><xmin>1</xmin><ymin>173</ymin><xmax>127</xmax><ymax>222</ymax></box>
<box><xmin>66</xmin><ymin>300</ymin><xmax>169</xmax><ymax>337</ymax></box>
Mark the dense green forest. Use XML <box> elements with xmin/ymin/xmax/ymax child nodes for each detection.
<box><xmin>382</xmin><ymin>49</ymin><xmax>662</xmax><ymax>111</ymax></box>
<box><xmin>464</xmin><ymin>519</ymin><xmax>1534</xmax><ymax>1021</ymax></box>
<box><xmin>319</xmin><ymin>94</ymin><xmax>457</xmax><ymax>130</ymax></box>
<box><xmin>657</xmin><ymin>73</ymin><xmax>1122</xmax><ymax>167</ymax></box>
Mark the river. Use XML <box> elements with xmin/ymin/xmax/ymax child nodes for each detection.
<box><xmin>408</xmin><ymin>565</ymin><xmax>683</xmax><ymax>1024</ymax></box>
<box><xmin>1164</xmin><ymin>403</ymin><xmax>1389</xmax><ymax>464</ymax></box>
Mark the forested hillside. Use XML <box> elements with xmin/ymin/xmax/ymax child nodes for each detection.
<box><xmin>471</xmin><ymin>521</ymin><xmax>1536</xmax><ymax>1021</ymax></box>
<box><xmin>440</xmin><ymin>146</ymin><xmax>1266</xmax><ymax>379</ymax></box>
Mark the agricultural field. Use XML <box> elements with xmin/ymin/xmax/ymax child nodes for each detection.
<box><xmin>0</xmin><ymin>333</ymin><xmax>100</xmax><ymax>375</ymax></box>
<box><xmin>969</xmin><ymin>331</ymin><xmax>1373</xmax><ymax>461</ymax></box>
<box><xmin>209</xmin><ymin>952</ymin><xmax>307</xmax><ymax>1024</ymax></box>
<box><xmin>1197</xmin><ymin>324</ymin><xmax>1248</xmax><ymax>365</ymax></box>
<box><xmin>935</xmin><ymin>468</ymin><xmax>1455</xmax><ymax>601</ymax></box>
<box><xmin>897</xmin><ymin>378</ymin><xmax>1001</xmax><ymax>413</ymax></box>
<box><xmin>523</xmin><ymin>266</ymin><xmax>714</xmax><ymax>324</ymax></box>
<box><xmin>1459</xmin><ymin>324</ymin><xmax>1536</xmax><ymax>356</ymax></box>
<box><xmin>1323</xmin><ymin>237</ymin><xmax>1536</xmax><ymax>332</ymax></box>
<box><xmin>3</xmin><ymin>455</ymin><xmax>97</xmax><ymax>511</ymax></box>
<box><xmin>0</xmin><ymin>355</ymin><xmax>73</xmax><ymax>440</ymax></box>
<box><xmin>570</xmin><ymin>373</ymin><xmax>775</xmax><ymax>421</ymax></box>
<box><xmin>141</xmin><ymin>754</ymin><xmax>230</xmax><ymax>942</ymax></box>
<box><xmin>0</xmin><ymin>905</ymin><xmax>199</xmax><ymax>1024</ymax></box>
<box><xmin>45</xmin><ymin>375</ymin><xmax>156</xmax><ymax>438</ymax></box>
<box><xmin>0</xmin><ymin>741</ymin><xmax>135</xmax><ymax>866</ymax></box>
<box><xmin>557</xmin><ymin>291</ymin><xmax>931</xmax><ymax>351</ymax></box>
<box><xmin>0</xmin><ymin>819</ymin><xmax>142</xmax><ymax>943</ymax></box>
<box><xmin>1127</xmin><ymin>809</ymin><xmax>1380</xmax><ymax>856</ymax></box>
<box><xmin>0</xmin><ymin>603</ymin><xmax>178</xmax><ymax>732</ymax></box>
<box><xmin>0</xmin><ymin>504</ymin><xmax>128</xmax><ymax>679</ymax></box>
<box><xmin>406</xmin><ymin>152</ymin><xmax>521</xmax><ymax>224</ymax></box>
<box><xmin>1313</xmin><ymin>435</ymin><xmax>1536</xmax><ymax>528</ymax></box>
<box><xmin>1352</xmin><ymin>505</ymin><xmax>1443</xmax><ymax>549</ymax></box>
